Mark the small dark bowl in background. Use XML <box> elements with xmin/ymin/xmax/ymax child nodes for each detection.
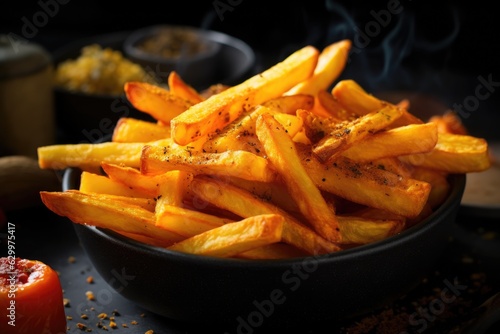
<box><xmin>52</xmin><ymin>28</ymin><xmax>255</xmax><ymax>143</ymax></box>
<box><xmin>63</xmin><ymin>167</ymin><xmax>466</xmax><ymax>330</ymax></box>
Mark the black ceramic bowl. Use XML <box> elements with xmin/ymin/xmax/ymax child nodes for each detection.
<box><xmin>62</xmin><ymin>168</ymin><xmax>466</xmax><ymax>329</ymax></box>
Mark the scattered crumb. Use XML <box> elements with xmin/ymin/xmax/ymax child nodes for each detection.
<box><xmin>140</xmin><ymin>313</ymin><xmax>146</xmax><ymax>317</ymax></box>
<box><xmin>86</xmin><ymin>275</ymin><xmax>94</xmax><ymax>284</ymax></box>
<box><xmin>81</xmin><ymin>314</ymin><xmax>88</xmax><ymax>320</ymax></box>
<box><xmin>68</xmin><ymin>256</ymin><xmax>76</xmax><ymax>263</ymax></box>
<box><xmin>109</xmin><ymin>320</ymin><xmax>118</xmax><ymax>329</ymax></box>
<box><xmin>85</xmin><ymin>290</ymin><xmax>95</xmax><ymax>301</ymax></box>
<box><xmin>76</xmin><ymin>322</ymin><xmax>86</xmax><ymax>330</ymax></box>
<box><xmin>122</xmin><ymin>324</ymin><xmax>128</xmax><ymax>328</ymax></box>
<box><xmin>131</xmin><ymin>320</ymin><xmax>138</xmax><ymax>325</ymax></box>
<box><xmin>67</xmin><ymin>316</ymin><xmax>73</xmax><ymax>321</ymax></box>
<box><xmin>145</xmin><ymin>330</ymin><xmax>154</xmax><ymax>334</ymax></box>
<box><xmin>63</xmin><ymin>298</ymin><xmax>71</xmax><ymax>307</ymax></box>
<box><xmin>98</xmin><ymin>313</ymin><xmax>107</xmax><ymax>319</ymax></box>
<box><xmin>112</xmin><ymin>309</ymin><xmax>121</xmax><ymax>316</ymax></box>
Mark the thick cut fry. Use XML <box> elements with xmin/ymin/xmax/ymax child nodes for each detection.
<box><xmin>262</xmin><ymin>94</ymin><xmax>314</xmax><ymax>114</ymax></box>
<box><xmin>37</xmin><ymin>140</ymin><xmax>168</xmax><ymax>170</ymax></box>
<box><xmin>167</xmin><ymin>214</ymin><xmax>284</xmax><ymax>257</ymax></box>
<box><xmin>256</xmin><ymin>113</ymin><xmax>342</xmax><ymax>243</ymax></box>
<box><xmin>332</xmin><ymin>79</ymin><xmax>422</xmax><ymax>127</ymax></box>
<box><xmin>298</xmin><ymin>146</ymin><xmax>431</xmax><ymax>217</ymax></box>
<box><xmin>66</xmin><ymin>189</ymin><xmax>156</xmax><ymax>211</ymax></box>
<box><xmin>312</xmin><ymin>105</ymin><xmax>403</xmax><ymax>162</ymax></box>
<box><xmin>112</xmin><ymin>117</ymin><xmax>171</xmax><ymax>143</ymax></box>
<box><xmin>167</xmin><ymin>71</ymin><xmax>204</xmax><ymax>104</ymax></box>
<box><xmin>79</xmin><ymin>171</ymin><xmax>143</xmax><ymax>197</ymax></box>
<box><xmin>337</xmin><ymin>215</ymin><xmax>405</xmax><ymax>244</ymax></box>
<box><xmin>141</xmin><ymin>142</ymin><xmax>277</xmax><ymax>182</ymax></box>
<box><xmin>341</xmin><ymin>122</ymin><xmax>438</xmax><ymax>162</ymax></box>
<box><xmin>285</xmin><ymin>39</ymin><xmax>351</xmax><ymax>96</ymax></box>
<box><xmin>170</xmin><ymin>45</ymin><xmax>319</xmax><ymax>145</ymax></box>
<box><xmin>400</xmin><ymin>133</ymin><xmax>491</xmax><ymax>173</ymax></box>
<box><xmin>187</xmin><ymin>176</ymin><xmax>340</xmax><ymax>255</ymax></box>
<box><xmin>124</xmin><ymin>81</ymin><xmax>193</xmax><ymax>123</ymax></box>
<box><xmin>155</xmin><ymin>204</ymin><xmax>231</xmax><ymax>237</ymax></box>
<box><xmin>411</xmin><ymin>167</ymin><xmax>451</xmax><ymax>209</ymax></box>
<box><xmin>40</xmin><ymin>191</ymin><xmax>184</xmax><ymax>245</ymax></box>
<box><xmin>429</xmin><ymin>110</ymin><xmax>468</xmax><ymax>135</ymax></box>
<box><xmin>315</xmin><ymin>90</ymin><xmax>355</xmax><ymax>121</ymax></box>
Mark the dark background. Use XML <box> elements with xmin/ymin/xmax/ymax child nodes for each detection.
<box><xmin>2</xmin><ymin>0</ymin><xmax>499</xmax><ymax>141</ymax></box>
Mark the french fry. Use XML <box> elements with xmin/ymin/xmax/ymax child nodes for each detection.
<box><xmin>285</xmin><ymin>39</ymin><xmax>351</xmax><ymax>96</ymax></box>
<box><xmin>40</xmin><ymin>190</ymin><xmax>184</xmax><ymax>245</ymax></box>
<box><xmin>155</xmin><ymin>204</ymin><xmax>231</xmax><ymax>237</ymax></box>
<box><xmin>65</xmin><ymin>189</ymin><xmax>156</xmax><ymax>212</ymax></box>
<box><xmin>167</xmin><ymin>71</ymin><xmax>205</xmax><ymax>104</ymax></box>
<box><xmin>312</xmin><ymin>104</ymin><xmax>403</xmax><ymax>162</ymax></box>
<box><xmin>167</xmin><ymin>214</ymin><xmax>284</xmax><ymax>257</ymax></box>
<box><xmin>170</xmin><ymin>45</ymin><xmax>319</xmax><ymax>145</ymax></box>
<box><xmin>236</xmin><ymin>243</ymin><xmax>308</xmax><ymax>260</ymax></box>
<box><xmin>429</xmin><ymin>110</ymin><xmax>468</xmax><ymax>135</ymax></box>
<box><xmin>255</xmin><ymin>113</ymin><xmax>342</xmax><ymax>243</ymax></box>
<box><xmin>332</xmin><ymin>79</ymin><xmax>423</xmax><ymax>127</ymax></box>
<box><xmin>341</xmin><ymin>122</ymin><xmax>438</xmax><ymax>162</ymax></box>
<box><xmin>400</xmin><ymin>133</ymin><xmax>491</xmax><ymax>173</ymax></box>
<box><xmin>79</xmin><ymin>171</ymin><xmax>143</xmax><ymax>197</ymax></box>
<box><xmin>337</xmin><ymin>215</ymin><xmax>405</xmax><ymax>244</ymax></box>
<box><xmin>411</xmin><ymin>167</ymin><xmax>451</xmax><ymax>209</ymax></box>
<box><xmin>315</xmin><ymin>89</ymin><xmax>355</xmax><ymax>121</ymax></box>
<box><xmin>262</xmin><ymin>94</ymin><xmax>314</xmax><ymax>114</ymax></box>
<box><xmin>141</xmin><ymin>141</ymin><xmax>278</xmax><ymax>182</ymax></box>
<box><xmin>124</xmin><ymin>81</ymin><xmax>193</xmax><ymax>123</ymax></box>
<box><xmin>187</xmin><ymin>175</ymin><xmax>340</xmax><ymax>255</ymax></box>
<box><xmin>298</xmin><ymin>147</ymin><xmax>431</xmax><ymax>217</ymax></box>
<box><xmin>37</xmin><ymin>140</ymin><xmax>169</xmax><ymax>170</ymax></box>
<box><xmin>112</xmin><ymin>117</ymin><xmax>171</xmax><ymax>143</ymax></box>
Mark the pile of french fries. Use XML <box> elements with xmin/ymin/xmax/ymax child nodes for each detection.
<box><xmin>38</xmin><ymin>39</ymin><xmax>491</xmax><ymax>259</ymax></box>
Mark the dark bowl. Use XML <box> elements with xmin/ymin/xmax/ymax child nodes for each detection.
<box><xmin>62</xmin><ymin>167</ymin><xmax>466</xmax><ymax>329</ymax></box>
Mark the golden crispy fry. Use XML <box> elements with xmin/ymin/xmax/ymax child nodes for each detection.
<box><xmin>429</xmin><ymin>110</ymin><xmax>468</xmax><ymax>135</ymax></box>
<box><xmin>40</xmin><ymin>190</ymin><xmax>184</xmax><ymax>245</ymax></box>
<box><xmin>411</xmin><ymin>167</ymin><xmax>451</xmax><ymax>209</ymax></box>
<box><xmin>167</xmin><ymin>214</ymin><xmax>284</xmax><ymax>257</ymax></box>
<box><xmin>167</xmin><ymin>71</ymin><xmax>205</xmax><ymax>104</ymax></box>
<box><xmin>101</xmin><ymin>162</ymin><xmax>181</xmax><ymax>198</ymax></box>
<box><xmin>262</xmin><ymin>94</ymin><xmax>314</xmax><ymax>114</ymax></box>
<box><xmin>187</xmin><ymin>175</ymin><xmax>340</xmax><ymax>255</ymax></box>
<box><xmin>332</xmin><ymin>79</ymin><xmax>422</xmax><ymax>127</ymax></box>
<box><xmin>170</xmin><ymin>45</ymin><xmax>319</xmax><ymax>145</ymax></box>
<box><xmin>65</xmin><ymin>189</ymin><xmax>156</xmax><ymax>211</ymax></box>
<box><xmin>155</xmin><ymin>204</ymin><xmax>231</xmax><ymax>237</ymax></box>
<box><xmin>256</xmin><ymin>113</ymin><xmax>342</xmax><ymax>243</ymax></box>
<box><xmin>341</xmin><ymin>122</ymin><xmax>438</xmax><ymax>162</ymax></box>
<box><xmin>112</xmin><ymin>117</ymin><xmax>171</xmax><ymax>143</ymax></box>
<box><xmin>79</xmin><ymin>171</ymin><xmax>143</xmax><ymax>197</ymax></box>
<box><xmin>141</xmin><ymin>140</ymin><xmax>277</xmax><ymax>182</ymax></box>
<box><xmin>400</xmin><ymin>133</ymin><xmax>491</xmax><ymax>173</ymax></box>
<box><xmin>285</xmin><ymin>39</ymin><xmax>351</xmax><ymax>95</ymax></box>
<box><xmin>337</xmin><ymin>215</ymin><xmax>405</xmax><ymax>244</ymax></box>
<box><xmin>124</xmin><ymin>81</ymin><xmax>193</xmax><ymax>123</ymax></box>
<box><xmin>37</xmin><ymin>140</ymin><xmax>168</xmax><ymax>170</ymax></box>
<box><xmin>312</xmin><ymin>105</ymin><xmax>403</xmax><ymax>162</ymax></box>
<box><xmin>298</xmin><ymin>147</ymin><xmax>431</xmax><ymax>217</ymax></box>
<box><xmin>315</xmin><ymin>89</ymin><xmax>354</xmax><ymax>121</ymax></box>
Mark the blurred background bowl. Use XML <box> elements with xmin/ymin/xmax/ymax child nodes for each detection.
<box><xmin>52</xmin><ymin>28</ymin><xmax>255</xmax><ymax>143</ymax></box>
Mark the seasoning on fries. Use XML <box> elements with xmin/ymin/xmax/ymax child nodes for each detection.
<box><xmin>38</xmin><ymin>39</ymin><xmax>491</xmax><ymax>259</ymax></box>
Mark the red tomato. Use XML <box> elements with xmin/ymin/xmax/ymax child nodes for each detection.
<box><xmin>0</xmin><ymin>257</ymin><xmax>67</xmax><ymax>334</ymax></box>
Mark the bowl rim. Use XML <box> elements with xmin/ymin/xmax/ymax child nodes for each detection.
<box><xmin>123</xmin><ymin>24</ymin><xmax>222</xmax><ymax>65</ymax></box>
<box><xmin>63</xmin><ymin>168</ymin><xmax>466</xmax><ymax>268</ymax></box>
